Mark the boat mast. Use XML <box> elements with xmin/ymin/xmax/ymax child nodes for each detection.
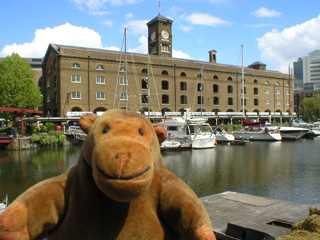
<box><xmin>241</xmin><ymin>45</ymin><xmax>245</xmax><ymax>120</ymax></box>
<box><xmin>200</xmin><ymin>65</ymin><xmax>203</xmax><ymax>117</ymax></box>
<box><xmin>125</xmin><ymin>28</ymin><xmax>128</xmax><ymax>110</ymax></box>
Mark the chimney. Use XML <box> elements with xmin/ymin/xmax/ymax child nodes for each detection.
<box><xmin>209</xmin><ymin>50</ymin><xmax>217</xmax><ymax>63</ymax></box>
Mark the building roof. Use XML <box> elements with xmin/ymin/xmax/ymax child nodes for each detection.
<box><xmin>147</xmin><ymin>14</ymin><xmax>173</xmax><ymax>25</ymax></box>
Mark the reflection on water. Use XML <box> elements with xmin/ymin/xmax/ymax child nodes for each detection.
<box><xmin>0</xmin><ymin>139</ymin><xmax>319</xmax><ymax>204</ymax></box>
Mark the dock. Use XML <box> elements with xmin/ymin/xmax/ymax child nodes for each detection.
<box><xmin>200</xmin><ymin>192</ymin><xmax>318</xmax><ymax>240</ymax></box>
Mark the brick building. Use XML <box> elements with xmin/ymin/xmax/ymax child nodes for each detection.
<box><xmin>42</xmin><ymin>14</ymin><xmax>291</xmax><ymax>122</ymax></box>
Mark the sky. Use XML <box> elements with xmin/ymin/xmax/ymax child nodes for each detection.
<box><xmin>1</xmin><ymin>0</ymin><xmax>320</xmax><ymax>73</ymax></box>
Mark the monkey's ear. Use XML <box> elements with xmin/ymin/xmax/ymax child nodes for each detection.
<box><xmin>79</xmin><ymin>113</ymin><xmax>99</xmax><ymax>134</ymax></box>
<box><xmin>153</xmin><ymin>124</ymin><xmax>167</xmax><ymax>144</ymax></box>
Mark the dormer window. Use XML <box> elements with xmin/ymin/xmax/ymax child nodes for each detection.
<box><xmin>72</xmin><ymin>63</ymin><xmax>80</xmax><ymax>69</ymax></box>
<box><xmin>96</xmin><ymin>65</ymin><xmax>105</xmax><ymax>71</ymax></box>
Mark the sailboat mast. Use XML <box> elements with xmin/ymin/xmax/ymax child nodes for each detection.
<box><xmin>125</xmin><ymin>28</ymin><xmax>128</xmax><ymax>110</ymax></box>
<box><xmin>241</xmin><ymin>45</ymin><xmax>244</xmax><ymax>118</ymax></box>
<box><xmin>200</xmin><ymin>65</ymin><xmax>203</xmax><ymax>117</ymax></box>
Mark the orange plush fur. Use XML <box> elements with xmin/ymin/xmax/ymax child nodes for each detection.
<box><xmin>0</xmin><ymin>109</ymin><xmax>216</xmax><ymax>240</ymax></box>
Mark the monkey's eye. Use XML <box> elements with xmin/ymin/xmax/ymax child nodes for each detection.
<box><xmin>103</xmin><ymin>126</ymin><xmax>110</xmax><ymax>133</ymax></box>
<box><xmin>138</xmin><ymin>129</ymin><xmax>144</xmax><ymax>136</ymax></box>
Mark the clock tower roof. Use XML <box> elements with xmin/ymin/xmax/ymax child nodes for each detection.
<box><xmin>147</xmin><ymin>14</ymin><xmax>173</xmax><ymax>25</ymax></box>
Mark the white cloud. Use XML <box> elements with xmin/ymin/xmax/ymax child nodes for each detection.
<box><xmin>101</xmin><ymin>20</ymin><xmax>113</xmax><ymax>26</ymax></box>
<box><xmin>126</xmin><ymin>13</ymin><xmax>134</xmax><ymax>20</ymax></box>
<box><xmin>180</xmin><ymin>25</ymin><xmax>194</xmax><ymax>32</ymax></box>
<box><xmin>252</xmin><ymin>7</ymin><xmax>282</xmax><ymax>18</ymax></box>
<box><xmin>128</xmin><ymin>35</ymin><xmax>148</xmax><ymax>54</ymax></box>
<box><xmin>257</xmin><ymin>15</ymin><xmax>320</xmax><ymax>73</ymax></box>
<box><xmin>0</xmin><ymin>23</ymin><xmax>118</xmax><ymax>58</ymax></box>
<box><xmin>173</xmin><ymin>50</ymin><xmax>191</xmax><ymax>59</ymax></box>
<box><xmin>185</xmin><ymin>13</ymin><xmax>230</xmax><ymax>27</ymax></box>
<box><xmin>123</xmin><ymin>19</ymin><xmax>148</xmax><ymax>35</ymax></box>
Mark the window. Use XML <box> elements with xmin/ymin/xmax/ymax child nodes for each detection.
<box><xmin>96</xmin><ymin>92</ymin><xmax>106</xmax><ymax>100</ymax></box>
<box><xmin>120</xmin><ymin>78</ymin><xmax>128</xmax><ymax>86</ymax></box>
<box><xmin>227</xmin><ymin>76</ymin><xmax>233</xmax><ymax>81</ymax></box>
<box><xmin>180</xmin><ymin>82</ymin><xmax>187</xmax><ymax>91</ymax></box>
<box><xmin>286</xmin><ymin>100</ymin><xmax>289</xmax><ymax>105</ymax></box>
<box><xmin>120</xmin><ymin>67</ymin><xmax>126</xmax><ymax>72</ymax></box>
<box><xmin>214</xmin><ymin>97</ymin><xmax>219</xmax><ymax>105</ymax></box>
<box><xmin>181</xmin><ymin>95</ymin><xmax>187</xmax><ymax>104</ymax></box>
<box><xmin>96</xmin><ymin>65</ymin><xmax>105</xmax><ymax>71</ymax></box>
<box><xmin>162</xmin><ymin>94</ymin><xmax>169</xmax><ymax>104</ymax></box>
<box><xmin>254</xmin><ymin>79</ymin><xmax>258</xmax><ymax>83</ymax></box>
<box><xmin>71</xmin><ymin>91</ymin><xmax>82</xmax><ymax>99</ymax></box>
<box><xmin>265</xmin><ymin>88</ymin><xmax>270</xmax><ymax>94</ymax></box>
<box><xmin>72</xmin><ymin>63</ymin><xmax>80</xmax><ymax>69</ymax></box>
<box><xmin>197</xmin><ymin>96</ymin><xmax>204</xmax><ymax>105</ymax></box>
<box><xmin>228</xmin><ymin>85</ymin><xmax>233</xmax><ymax>93</ymax></box>
<box><xmin>276</xmin><ymin>100</ymin><xmax>281</xmax><ymax>105</ymax></box>
<box><xmin>276</xmin><ymin>89</ymin><xmax>281</xmax><ymax>95</ymax></box>
<box><xmin>161</xmin><ymin>44</ymin><xmax>170</xmax><ymax>53</ymax></box>
<box><xmin>142</xmin><ymin>94</ymin><xmax>148</xmax><ymax>103</ymax></box>
<box><xmin>213</xmin><ymin>84</ymin><xmax>219</xmax><ymax>93</ymax></box>
<box><xmin>54</xmin><ymin>76</ymin><xmax>57</xmax><ymax>88</ymax></box>
<box><xmin>162</xmin><ymin>80</ymin><xmax>169</xmax><ymax>90</ymax></box>
<box><xmin>241</xmin><ymin>99</ymin><xmax>247</xmax><ymax>106</ymax></box>
<box><xmin>228</xmin><ymin>97</ymin><xmax>233</xmax><ymax>105</ymax></box>
<box><xmin>47</xmin><ymin>79</ymin><xmax>50</xmax><ymax>88</ymax></box>
<box><xmin>213</xmin><ymin>75</ymin><xmax>219</xmax><ymax>79</ymax></box>
<box><xmin>254</xmin><ymin>98</ymin><xmax>259</xmax><ymax>106</ymax></box>
<box><xmin>286</xmin><ymin>90</ymin><xmax>290</xmax><ymax>95</ymax></box>
<box><xmin>71</xmin><ymin>75</ymin><xmax>81</xmax><ymax>83</ymax></box>
<box><xmin>254</xmin><ymin>87</ymin><xmax>259</xmax><ymax>95</ymax></box>
<box><xmin>162</xmin><ymin>70</ymin><xmax>169</xmax><ymax>75</ymax></box>
<box><xmin>198</xmin><ymin>83</ymin><xmax>203</xmax><ymax>92</ymax></box>
<box><xmin>120</xmin><ymin>93</ymin><xmax>128</xmax><ymax>101</ymax></box>
<box><xmin>141</xmin><ymin>68</ymin><xmax>148</xmax><ymax>74</ymax></box>
<box><xmin>142</xmin><ymin>78</ymin><xmax>148</xmax><ymax>89</ymax></box>
<box><xmin>180</xmin><ymin>72</ymin><xmax>186</xmax><ymax>77</ymax></box>
<box><xmin>265</xmin><ymin>99</ymin><xmax>270</xmax><ymax>105</ymax></box>
<box><xmin>96</xmin><ymin>76</ymin><xmax>105</xmax><ymax>84</ymax></box>
<box><xmin>47</xmin><ymin>95</ymin><xmax>50</xmax><ymax>102</ymax></box>
<box><xmin>241</xmin><ymin>87</ymin><xmax>247</xmax><ymax>95</ymax></box>
<box><xmin>265</xmin><ymin>80</ymin><xmax>269</xmax><ymax>85</ymax></box>
<box><xmin>276</xmin><ymin>82</ymin><xmax>280</xmax><ymax>86</ymax></box>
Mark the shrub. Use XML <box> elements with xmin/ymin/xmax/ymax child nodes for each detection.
<box><xmin>30</xmin><ymin>130</ymin><xmax>66</xmax><ymax>146</ymax></box>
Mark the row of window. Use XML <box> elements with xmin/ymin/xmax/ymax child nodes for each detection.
<box><xmin>70</xmin><ymin>62</ymin><xmax>286</xmax><ymax>85</ymax></box>
<box><xmin>65</xmin><ymin>76</ymin><xmax>289</xmax><ymax>95</ymax></box>
<box><xmin>64</xmin><ymin>91</ymin><xmax>289</xmax><ymax>106</ymax></box>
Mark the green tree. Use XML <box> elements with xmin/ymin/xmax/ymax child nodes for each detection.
<box><xmin>0</xmin><ymin>53</ymin><xmax>42</xmax><ymax>118</ymax></box>
<box><xmin>299</xmin><ymin>94</ymin><xmax>320</xmax><ymax>122</ymax></box>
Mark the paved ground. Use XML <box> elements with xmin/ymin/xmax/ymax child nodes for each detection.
<box><xmin>200</xmin><ymin>192</ymin><xmax>319</xmax><ymax>240</ymax></box>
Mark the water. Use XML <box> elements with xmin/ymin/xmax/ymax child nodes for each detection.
<box><xmin>0</xmin><ymin>138</ymin><xmax>319</xmax><ymax>204</ymax></box>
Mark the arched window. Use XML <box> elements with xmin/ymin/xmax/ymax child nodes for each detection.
<box><xmin>162</xmin><ymin>94</ymin><xmax>169</xmax><ymax>104</ymax></box>
<box><xmin>197</xmin><ymin>96</ymin><xmax>204</xmax><ymax>104</ymax></box>
<box><xmin>254</xmin><ymin>98</ymin><xmax>259</xmax><ymax>106</ymax></box>
<box><xmin>228</xmin><ymin>97</ymin><xmax>233</xmax><ymax>105</ymax></box>
<box><xmin>96</xmin><ymin>65</ymin><xmax>105</xmax><ymax>71</ymax></box>
<box><xmin>254</xmin><ymin>87</ymin><xmax>259</xmax><ymax>95</ymax></box>
<box><xmin>142</xmin><ymin>94</ymin><xmax>148</xmax><ymax>103</ymax></box>
<box><xmin>96</xmin><ymin>92</ymin><xmax>106</xmax><ymax>100</ymax></box>
<box><xmin>162</xmin><ymin>70</ymin><xmax>169</xmax><ymax>75</ymax></box>
<box><xmin>71</xmin><ymin>75</ymin><xmax>81</xmax><ymax>83</ymax></box>
<box><xmin>119</xmin><ymin>67</ymin><xmax>126</xmax><ymax>72</ymax></box>
<box><xmin>213</xmin><ymin>84</ymin><xmax>219</xmax><ymax>93</ymax></box>
<box><xmin>181</xmin><ymin>95</ymin><xmax>187</xmax><ymax>104</ymax></box>
<box><xmin>213</xmin><ymin>97</ymin><xmax>219</xmax><ymax>105</ymax></box>
<box><xmin>141</xmin><ymin>68</ymin><xmax>148</xmax><ymax>74</ymax></box>
<box><xmin>265</xmin><ymin>88</ymin><xmax>270</xmax><ymax>94</ymax></box>
<box><xmin>141</xmin><ymin>78</ymin><xmax>148</xmax><ymax>89</ymax></box>
<box><xmin>162</xmin><ymin>80</ymin><xmax>169</xmax><ymax>90</ymax></box>
<box><xmin>227</xmin><ymin>76</ymin><xmax>233</xmax><ymax>81</ymax></box>
<box><xmin>228</xmin><ymin>85</ymin><xmax>233</xmax><ymax>93</ymax></box>
<box><xmin>197</xmin><ymin>73</ymin><xmax>202</xmax><ymax>79</ymax></box>
<box><xmin>180</xmin><ymin>82</ymin><xmax>187</xmax><ymax>91</ymax></box>
<box><xmin>241</xmin><ymin>86</ymin><xmax>247</xmax><ymax>94</ymax></box>
<box><xmin>72</xmin><ymin>63</ymin><xmax>80</xmax><ymax>69</ymax></box>
<box><xmin>213</xmin><ymin>75</ymin><xmax>219</xmax><ymax>79</ymax></box>
<box><xmin>71</xmin><ymin>91</ymin><xmax>82</xmax><ymax>99</ymax></box>
<box><xmin>180</xmin><ymin>72</ymin><xmax>187</xmax><ymax>77</ymax></box>
<box><xmin>198</xmin><ymin>83</ymin><xmax>203</xmax><ymax>92</ymax></box>
<box><xmin>276</xmin><ymin>89</ymin><xmax>281</xmax><ymax>95</ymax></box>
<box><xmin>254</xmin><ymin>79</ymin><xmax>258</xmax><ymax>83</ymax></box>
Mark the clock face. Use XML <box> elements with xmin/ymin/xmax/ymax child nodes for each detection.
<box><xmin>151</xmin><ymin>31</ymin><xmax>156</xmax><ymax>41</ymax></box>
<box><xmin>161</xmin><ymin>30</ymin><xmax>169</xmax><ymax>39</ymax></box>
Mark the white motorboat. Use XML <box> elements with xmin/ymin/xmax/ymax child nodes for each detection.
<box><xmin>279</xmin><ymin>126</ymin><xmax>311</xmax><ymax>140</ymax></box>
<box><xmin>233</xmin><ymin>119</ymin><xmax>281</xmax><ymax>141</ymax></box>
<box><xmin>159</xmin><ymin>111</ymin><xmax>216</xmax><ymax>149</ymax></box>
<box><xmin>0</xmin><ymin>195</ymin><xmax>8</xmax><ymax>215</ymax></box>
<box><xmin>213</xmin><ymin>128</ymin><xmax>235</xmax><ymax>143</ymax></box>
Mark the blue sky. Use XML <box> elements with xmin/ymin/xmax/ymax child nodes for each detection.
<box><xmin>1</xmin><ymin>0</ymin><xmax>320</xmax><ymax>73</ymax></box>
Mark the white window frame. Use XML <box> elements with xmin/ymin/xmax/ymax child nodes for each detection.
<box><xmin>286</xmin><ymin>90</ymin><xmax>289</xmax><ymax>95</ymax></box>
<box><xmin>71</xmin><ymin>75</ymin><xmax>81</xmax><ymax>83</ymax></box>
<box><xmin>96</xmin><ymin>76</ymin><xmax>106</xmax><ymax>84</ymax></box>
<box><xmin>276</xmin><ymin>89</ymin><xmax>281</xmax><ymax>95</ymax></box>
<box><xmin>286</xmin><ymin>100</ymin><xmax>289</xmax><ymax>105</ymax></box>
<box><xmin>119</xmin><ymin>78</ymin><xmax>128</xmax><ymax>86</ymax></box>
<box><xmin>96</xmin><ymin>65</ymin><xmax>105</xmax><ymax>71</ymax></box>
<box><xmin>96</xmin><ymin>92</ymin><xmax>106</xmax><ymax>100</ymax></box>
<box><xmin>120</xmin><ymin>92</ymin><xmax>128</xmax><ymax>101</ymax></box>
<box><xmin>71</xmin><ymin>91</ymin><xmax>82</xmax><ymax>100</ymax></box>
<box><xmin>72</xmin><ymin>63</ymin><xmax>80</xmax><ymax>69</ymax></box>
<box><xmin>265</xmin><ymin>88</ymin><xmax>270</xmax><ymax>94</ymax></box>
<box><xmin>276</xmin><ymin>100</ymin><xmax>281</xmax><ymax>105</ymax></box>
<box><xmin>265</xmin><ymin>99</ymin><xmax>270</xmax><ymax>105</ymax></box>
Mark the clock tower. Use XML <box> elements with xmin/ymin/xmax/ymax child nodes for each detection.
<box><xmin>147</xmin><ymin>14</ymin><xmax>173</xmax><ymax>57</ymax></box>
